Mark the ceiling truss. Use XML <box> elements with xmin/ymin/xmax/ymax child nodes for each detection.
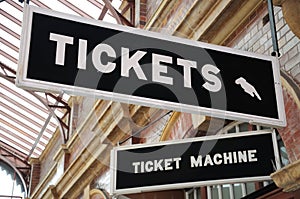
<box><xmin>1</xmin><ymin>0</ymin><xmax>129</xmax><ymax>194</ymax></box>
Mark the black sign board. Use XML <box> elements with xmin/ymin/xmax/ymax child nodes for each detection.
<box><xmin>111</xmin><ymin>131</ymin><xmax>280</xmax><ymax>194</ymax></box>
<box><xmin>17</xmin><ymin>6</ymin><xmax>286</xmax><ymax>127</ymax></box>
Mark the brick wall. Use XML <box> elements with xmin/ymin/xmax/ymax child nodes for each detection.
<box><xmin>164</xmin><ymin>113</ymin><xmax>196</xmax><ymax>141</ymax></box>
<box><xmin>139</xmin><ymin>0</ymin><xmax>147</xmax><ymax>28</ymax></box>
<box><xmin>229</xmin><ymin>6</ymin><xmax>300</xmax><ymax>162</ymax></box>
<box><xmin>230</xmin><ymin>6</ymin><xmax>300</xmax><ymax>82</ymax></box>
<box><xmin>280</xmin><ymin>86</ymin><xmax>300</xmax><ymax>162</ymax></box>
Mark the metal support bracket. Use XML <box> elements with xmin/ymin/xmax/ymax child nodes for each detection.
<box><xmin>267</xmin><ymin>0</ymin><xmax>281</xmax><ymax>57</ymax></box>
<box><xmin>45</xmin><ymin>93</ymin><xmax>71</xmax><ymax>143</ymax></box>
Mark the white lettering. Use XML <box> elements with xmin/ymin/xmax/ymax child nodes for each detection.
<box><xmin>154</xmin><ymin>159</ymin><xmax>164</xmax><ymax>171</ymax></box>
<box><xmin>121</xmin><ymin>47</ymin><xmax>147</xmax><ymax>80</ymax></box>
<box><xmin>173</xmin><ymin>157</ymin><xmax>181</xmax><ymax>169</ymax></box>
<box><xmin>238</xmin><ymin>151</ymin><xmax>247</xmax><ymax>163</ymax></box>
<box><xmin>191</xmin><ymin>155</ymin><xmax>202</xmax><ymax>168</ymax></box>
<box><xmin>233</xmin><ymin>151</ymin><xmax>238</xmax><ymax>163</ymax></box>
<box><xmin>77</xmin><ymin>39</ymin><xmax>87</xmax><ymax>70</ymax></box>
<box><xmin>49</xmin><ymin>33</ymin><xmax>73</xmax><ymax>66</ymax></box>
<box><xmin>145</xmin><ymin>161</ymin><xmax>154</xmax><ymax>172</ymax></box>
<box><xmin>204</xmin><ymin>155</ymin><xmax>214</xmax><ymax>166</ymax></box>
<box><xmin>164</xmin><ymin>158</ymin><xmax>173</xmax><ymax>170</ymax></box>
<box><xmin>213</xmin><ymin>153</ymin><xmax>223</xmax><ymax>165</ymax></box>
<box><xmin>49</xmin><ymin>37</ymin><xmax>227</xmax><ymax>93</ymax></box>
<box><xmin>189</xmin><ymin>150</ymin><xmax>259</xmax><ymax>168</ymax></box>
<box><xmin>92</xmin><ymin>43</ymin><xmax>116</xmax><ymax>73</ymax></box>
<box><xmin>223</xmin><ymin>152</ymin><xmax>232</xmax><ymax>164</ymax></box>
<box><xmin>132</xmin><ymin>162</ymin><xmax>140</xmax><ymax>174</ymax></box>
<box><xmin>152</xmin><ymin>53</ymin><xmax>173</xmax><ymax>85</ymax></box>
<box><xmin>248</xmin><ymin>150</ymin><xmax>258</xmax><ymax>162</ymax></box>
<box><xmin>177</xmin><ymin>58</ymin><xmax>197</xmax><ymax>88</ymax></box>
<box><xmin>202</xmin><ymin>64</ymin><xmax>222</xmax><ymax>92</ymax></box>
<box><xmin>132</xmin><ymin>158</ymin><xmax>181</xmax><ymax>173</ymax></box>
<box><xmin>140</xmin><ymin>161</ymin><xmax>145</xmax><ymax>173</ymax></box>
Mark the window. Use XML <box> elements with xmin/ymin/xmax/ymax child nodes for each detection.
<box><xmin>0</xmin><ymin>160</ymin><xmax>26</xmax><ymax>199</ymax></box>
<box><xmin>186</xmin><ymin>188</ymin><xmax>201</xmax><ymax>199</ymax></box>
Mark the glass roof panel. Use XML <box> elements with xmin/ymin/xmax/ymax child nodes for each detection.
<box><xmin>1</xmin><ymin>2</ymin><xmax>23</xmax><ymax>20</ymax></box>
<box><xmin>1</xmin><ymin>0</ymin><xmax>123</xmax><ymax>160</ymax></box>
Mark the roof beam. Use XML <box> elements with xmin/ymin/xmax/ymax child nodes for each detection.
<box><xmin>0</xmin><ymin>129</ymin><xmax>40</xmax><ymax>156</ymax></box>
<box><xmin>27</xmin><ymin>93</ymin><xmax>64</xmax><ymax>159</ymax></box>
<box><xmin>0</xmin><ymin>49</ymin><xmax>18</xmax><ymax>64</ymax></box>
<box><xmin>0</xmin><ymin>141</ymin><xmax>29</xmax><ymax>165</ymax></box>
<box><xmin>0</xmin><ymin>37</ymin><xmax>19</xmax><ymax>53</ymax></box>
<box><xmin>5</xmin><ymin>0</ymin><xmax>23</xmax><ymax>12</ymax></box>
<box><xmin>87</xmin><ymin>0</ymin><xmax>114</xmax><ymax>18</ymax></box>
<box><xmin>0</xmin><ymin>24</ymin><xmax>20</xmax><ymax>40</ymax></box>
<box><xmin>0</xmin><ymin>94</ymin><xmax>55</xmax><ymax>134</ymax></box>
<box><xmin>199</xmin><ymin>0</ymin><xmax>263</xmax><ymax>44</ymax></box>
<box><xmin>102</xmin><ymin>0</ymin><xmax>122</xmax><ymax>24</ymax></box>
<box><xmin>98</xmin><ymin>0</ymin><xmax>111</xmax><ymax>20</ymax></box>
<box><xmin>0</xmin><ymin>81</ymin><xmax>51</xmax><ymax>116</ymax></box>
<box><xmin>0</xmin><ymin>9</ymin><xmax>22</xmax><ymax>26</ymax></box>
<box><xmin>0</xmin><ymin>108</ymin><xmax>50</xmax><ymax>143</ymax></box>
<box><xmin>0</xmin><ymin>121</ymin><xmax>44</xmax><ymax>152</ymax></box>
<box><xmin>57</xmin><ymin>0</ymin><xmax>93</xmax><ymax>19</ymax></box>
<box><xmin>30</xmin><ymin>0</ymin><xmax>50</xmax><ymax>9</ymax></box>
<box><xmin>0</xmin><ymin>98</ymin><xmax>53</xmax><ymax>136</ymax></box>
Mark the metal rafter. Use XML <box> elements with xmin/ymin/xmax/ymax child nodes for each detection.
<box><xmin>0</xmin><ymin>37</ymin><xmax>19</xmax><ymax>53</ymax></box>
<box><xmin>1</xmin><ymin>0</ymin><xmax>125</xmax><ymax>161</ymax></box>
<box><xmin>102</xmin><ymin>0</ymin><xmax>122</xmax><ymax>24</ymax></box>
<box><xmin>0</xmin><ymin>63</ymin><xmax>69</xmax><ymax>158</ymax></box>
<box><xmin>45</xmin><ymin>93</ymin><xmax>71</xmax><ymax>143</ymax></box>
<box><xmin>5</xmin><ymin>0</ymin><xmax>23</xmax><ymax>11</ymax></box>
<box><xmin>98</xmin><ymin>0</ymin><xmax>112</xmax><ymax>20</ymax></box>
<box><xmin>87</xmin><ymin>0</ymin><xmax>111</xmax><ymax>18</ymax></box>
<box><xmin>0</xmin><ymin>0</ymin><xmax>125</xmax><ymax>195</ymax></box>
<box><xmin>30</xmin><ymin>0</ymin><xmax>50</xmax><ymax>9</ymax></box>
<box><xmin>57</xmin><ymin>0</ymin><xmax>93</xmax><ymax>19</ymax></box>
<box><xmin>0</xmin><ymin>109</ymin><xmax>49</xmax><ymax>145</ymax></box>
<box><xmin>0</xmin><ymin>49</ymin><xmax>18</xmax><ymax>64</ymax></box>
<box><xmin>0</xmin><ymin>24</ymin><xmax>21</xmax><ymax>40</ymax></box>
<box><xmin>0</xmin><ymin>9</ymin><xmax>22</xmax><ymax>26</ymax></box>
<box><xmin>0</xmin><ymin>124</ymin><xmax>44</xmax><ymax>153</ymax></box>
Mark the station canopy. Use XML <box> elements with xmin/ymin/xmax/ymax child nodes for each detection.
<box><xmin>0</xmin><ymin>0</ymin><xmax>122</xmax><ymax>160</ymax></box>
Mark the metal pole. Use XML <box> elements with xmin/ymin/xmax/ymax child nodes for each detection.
<box><xmin>267</xmin><ymin>0</ymin><xmax>280</xmax><ymax>57</ymax></box>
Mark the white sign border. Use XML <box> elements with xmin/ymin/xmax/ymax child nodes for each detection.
<box><xmin>110</xmin><ymin>130</ymin><xmax>281</xmax><ymax>195</ymax></box>
<box><xmin>17</xmin><ymin>5</ymin><xmax>286</xmax><ymax>127</ymax></box>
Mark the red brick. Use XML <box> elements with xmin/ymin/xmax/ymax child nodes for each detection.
<box><xmin>140</xmin><ymin>5</ymin><xmax>147</xmax><ymax>10</ymax></box>
<box><xmin>140</xmin><ymin>15</ymin><xmax>147</xmax><ymax>22</ymax></box>
<box><xmin>140</xmin><ymin>7</ymin><xmax>147</xmax><ymax>13</ymax></box>
<box><xmin>166</xmin><ymin>113</ymin><xmax>193</xmax><ymax>140</ymax></box>
<box><xmin>277</xmin><ymin>88</ymin><xmax>300</xmax><ymax>162</ymax></box>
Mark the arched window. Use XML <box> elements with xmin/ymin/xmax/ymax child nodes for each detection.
<box><xmin>0</xmin><ymin>160</ymin><xmax>26</xmax><ymax>199</ymax></box>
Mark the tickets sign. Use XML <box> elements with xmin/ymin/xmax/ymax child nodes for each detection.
<box><xmin>17</xmin><ymin>6</ymin><xmax>286</xmax><ymax>127</ymax></box>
